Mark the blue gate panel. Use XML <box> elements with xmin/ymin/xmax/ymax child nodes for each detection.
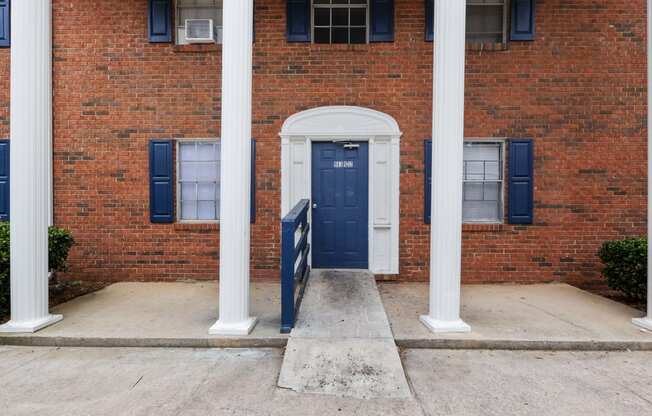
<box><xmin>280</xmin><ymin>199</ymin><xmax>311</xmax><ymax>333</ymax></box>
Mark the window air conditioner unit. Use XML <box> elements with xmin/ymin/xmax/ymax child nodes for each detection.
<box><xmin>185</xmin><ymin>19</ymin><xmax>216</xmax><ymax>43</ymax></box>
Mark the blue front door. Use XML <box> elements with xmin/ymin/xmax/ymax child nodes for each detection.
<box><xmin>311</xmin><ymin>142</ymin><xmax>369</xmax><ymax>269</ymax></box>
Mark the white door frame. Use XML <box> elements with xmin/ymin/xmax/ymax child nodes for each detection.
<box><xmin>280</xmin><ymin>106</ymin><xmax>402</xmax><ymax>274</ymax></box>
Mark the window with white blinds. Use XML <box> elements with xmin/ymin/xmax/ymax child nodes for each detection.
<box><xmin>463</xmin><ymin>141</ymin><xmax>504</xmax><ymax>223</ymax></box>
<box><xmin>177</xmin><ymin>141</ymin><xmax>221</xmax><ymax>221</ymax></box>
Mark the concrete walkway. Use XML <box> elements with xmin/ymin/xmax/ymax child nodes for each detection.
<box><xmin>0</xmin><ymin>280</ymin><xmax>650</xmax><ymax>350</ymax></box>
<box><xmin>2</xmin><ymin>346</ymin><xmax>650</xmax><ymax>415</ymax></box>
<box><xmin>278</xmin><ymin>270</ymin><xmax>412</xmax><ymax>399</ymax></box>
<box><xmin>380</xmin><ymin>283</ymin><xmax>652</xmax><ymax>350</ymax></box>
<box><xmin>0</xmin><ymin>281</ymin><xmax>287</xmax><ymax>348</ymax></box>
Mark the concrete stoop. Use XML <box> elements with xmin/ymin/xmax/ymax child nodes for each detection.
<box><xmin>277</xmin><ymin>270</ymin><xmax>412</xmax><ymax>400</ymax></box>
<box><xmin>0</xmin><ymin>280</ymin><xmax>650</xmax><ymax>351</ymax></box>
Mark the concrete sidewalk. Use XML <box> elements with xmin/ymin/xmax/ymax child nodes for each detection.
<box><xmin>0</xmin><ymin>280</ymin><xmax>650</xmax><ymax>350</ymax></box>
<box><xmin>1</xmin><ymin>346</ymin><xmax>650</xmax><ymax>416</ymax></box>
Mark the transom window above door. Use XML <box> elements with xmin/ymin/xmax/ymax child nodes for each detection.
<box><xmin>313</xmin><ymin>0</ymin><xmax>369</xmax><ymax>44</ymax></box>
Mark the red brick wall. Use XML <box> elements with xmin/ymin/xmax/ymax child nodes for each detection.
<box><xmin>461</xmin><ymin>0</ymin><xmax>647</xmax><ymax>285</ymax></box>
<box><xmin>0</xmin><ymin>0</ymin><xmax>647</xmax><ymax>284</ymax></box>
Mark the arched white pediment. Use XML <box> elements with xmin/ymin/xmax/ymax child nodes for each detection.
<box><xmin>280</xmin><ymin>106</ymin><xmax>401</xmax><ymax>275</ymax></box>
<box><xmin>281</xmin><ymin>106</ymin><xmax>401</xmax><ymax>138</ymax></box>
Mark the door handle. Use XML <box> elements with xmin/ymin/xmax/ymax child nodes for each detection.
<box><xmin>312</xmin><ymin>203</ymin><xmax>318</xmax><ymax>209</ymax></box>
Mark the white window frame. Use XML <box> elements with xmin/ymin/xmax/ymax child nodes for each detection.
<box><xmin>175</xmin><ymin>0</ymin><xmax>223</xmax><ymax>45</ymax></box>
<box><xmin>176</xmin><ymin>138</ymin><xmax>221</xmax><ymax>224</ymax></box>
<box><xmin>462</xmin><ymin>138</ymin><xmax>506</xmax><ymax>224</ymax></box>
<box><xmin>311</xmin><ymin>0</ymin><xmax>370</xmax><ymax>44</ymax></box>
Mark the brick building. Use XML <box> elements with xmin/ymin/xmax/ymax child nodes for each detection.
<box><xmin>0</xmin><ymin>0</ymin><xmax>651</xmax><ymax>335</ymax></box>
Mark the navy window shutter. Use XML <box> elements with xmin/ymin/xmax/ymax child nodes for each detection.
<box><xmin>424</xmin><ymin>140</ymin><xmax>432</xmax><ymax>224</ymax></box>
<box><xmin>251</xmin><ymin>140</ymin><xmax>256</xmax><ymax>224</ymax></box>
<box><xmin>0</xmin><ymin>140</ymin><xmax>9</xmax><ymax>221</ymax></box>
<box><xmin>508</xmin><ymin>139</ymin><xmax>534</xmax><ymax>224</ymax></box>
<box><xmin>370</xmin><ymin>0</ymin><xmax>394</xmax><ymax>42</ymax></box>
<box><xmin>287</xmin><ymin>0</ymin><xmax>311</xmax><ymax>42</ymax></box>
<box><xmin>148</xmin><ymin>0</ymin><xmax>172</xmax><ymax>43</ymax></box>
<box><xmin>0</xmin><ymin>0</ymin><xmax>9</xmax><ymax>48</ymax></box>
<box><xmin>149</xmin><ymin>140</ymin><xmax>174</xmax><ymax>223</ymax></box>
<box><xmin>425</xmin><ymin>0</ymin><xmax>434</xmax><ymax>42</ymax></box>
<box><xmin>511</xmin><ymin>0</ymin><xmax>535</xmax><ymax>41</ymax></box>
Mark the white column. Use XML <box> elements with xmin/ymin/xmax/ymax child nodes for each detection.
<box><xmin>420</xmin><ymin>0</ymin><xmax>470</xmax><ymax>333</ymax></box>
<box><xmin>0</xmin><ymin>0</ymin><xmax>61</xmax><ymax>333</ymax></box>
<box><xmin>633</xmin><ymin>0</ymin><xmax>652</xmax><ymax>332</ymax></box>
<box><xmin>209</xmin><ymin>0</ymin><xmax>257</xmax><ymax>335</ymax></box>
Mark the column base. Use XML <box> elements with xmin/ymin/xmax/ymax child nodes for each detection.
<box><xmin>632</xmin><ymin>317</ymin><xmax>652</xmax><ymax>332</ymax></box>
<box><xmin>420</xmin><ymin>315</ymin><xmax>471</xmax><ymax>334</ymax></box>
<box><xmin>0</xmin><ymin>314</ymin><xmax>63</xmax><ymax>333</ymax></box>
<box><xmin>209</xmin><ymin>316</ymin><xmax>258</xmax><ymax>336</ymax></box>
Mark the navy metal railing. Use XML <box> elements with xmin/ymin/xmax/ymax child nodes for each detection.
<box><xmin>280</xmin><ymin>199</ymin><xmax>311</xmax><ymax>334</ymax></box>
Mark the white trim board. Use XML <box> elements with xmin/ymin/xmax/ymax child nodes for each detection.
<box><xmin>280</xmin><ymin>106</ymin><xmax>402</xmax><ymax>275</ymax></box>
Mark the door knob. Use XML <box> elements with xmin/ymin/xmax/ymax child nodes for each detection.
<box><xmin>313</xmin><ymin>203</ymin><xmax>318</xmax><ymax>209</ymax></box>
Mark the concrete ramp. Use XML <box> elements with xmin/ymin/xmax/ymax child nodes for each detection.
<box><xmin>278</xmin><ymin>270</ymin><xmax>411</xmax><ymax>400</ymax></box>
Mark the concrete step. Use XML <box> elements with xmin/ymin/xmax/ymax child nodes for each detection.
<box><xmin>278</xmin><ymin>270</ymin><xmax>412</xmax><ymax>399</ymax></box>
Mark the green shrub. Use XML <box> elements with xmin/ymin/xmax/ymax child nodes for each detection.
<box><xmin>0</xmin><ymin>223</ymin><xmax>75</xmax><ymax>317</ymax></box>
<box><xmin>598</xmin><ymin>237</ymin><xmax>647</xmax><ymax>301</ymax></box>
<box><xmin>48</xmin><ymin>227</ymin><xmax>76</xmax><ymax>273</ymax></box>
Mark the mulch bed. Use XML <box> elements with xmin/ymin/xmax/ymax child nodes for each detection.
<box><xmin>0</xmin><ymin>279</ymin><xmax>111</xmax><ymax>325</ymax></box>
<box><xmin>49</xmin><ymin>279</ymin><xmax>111</xmax><ymax>308</ymax></box>
<box><xmin>572</xmin><ymin>280</ymin><xmax>646</xmax><ymax>313</ymax></box>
